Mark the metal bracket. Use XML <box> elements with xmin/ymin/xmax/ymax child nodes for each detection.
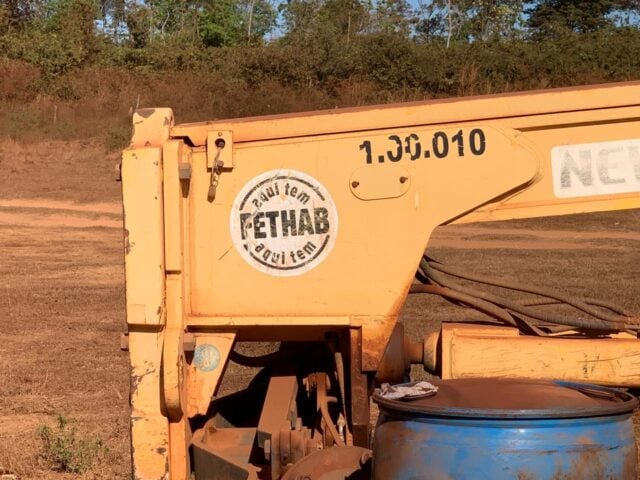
<box><xmin>206</xmin><ymin>130</ymin><xmax>233</xmax><ymax>201</ymax></box>
<box><xmin>207</xmin><ymin>131</ymin><xmax>234</xmax><ymax>169</ymax></box>
<box><xmin>349</xmin><ymin>164</ymin><xmax>411</xmax><ymax>200</ymax></box>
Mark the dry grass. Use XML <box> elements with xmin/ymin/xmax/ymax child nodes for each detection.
<box><xmin>0</xmin><ymin>139</ymin><xmax>121</xmax><ymax>203</ymax></box>
<box><xmin>0</xmin><ymin>139</ymin><xmax>129</xmax><ymax>478</ymax></box>
<box><xmin>0</xmin><ymin>220</ymin><xmax>130</xmax><ymax>479</ymax></box>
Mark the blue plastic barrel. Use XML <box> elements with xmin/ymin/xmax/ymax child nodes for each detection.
<box><xmin>373</xmin><ymin>379</ymin><xmax>638</xmax><ymax>480</ymax></box>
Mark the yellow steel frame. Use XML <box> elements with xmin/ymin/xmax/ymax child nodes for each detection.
<box><xmin>121</xmin><ymin>82</ymin><xmax>640</xmax><ymax>479</ymax></box>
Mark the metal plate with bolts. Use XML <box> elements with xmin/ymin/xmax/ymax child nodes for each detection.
<box><xmin>349</xmin><ymin>164</ymin><xmax>411</xmax><ymax>200</ymax></box>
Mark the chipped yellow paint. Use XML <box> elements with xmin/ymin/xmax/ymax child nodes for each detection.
<box><xmin>169</xmin><ymin>418</ymin><xmax>191</xmax><ymax>480</ymax></box>
<box><xmin>359</xmin><ymin>316</ymin><xmax>402</xmax><ymax>371</ymax></box>
<box><xmin>122</xmin><ymin>147</ymin><xmax>165</xmax><ymax>327</ymax></box>
<box><xmin>129</xmin><ymin>331</ymin><xmax>169</xmax><ymax>480</ymax></box>
<box><xmin>124</xmin><ymin>109</ymin><xmax>173</xmax><ymax>480</ymax></box>
<box><xmin>132</xmin><ymin>108</ymin><xmax>174</xmax><ymax>149</ymax></box>
<box><xmin>163</xmin><ymin>275</ymin><xmax>186</xmax><ymax>421</ymax></box>
<box><xmin>185</xmin><ymin>315</ymin><xmax>351</xmax><ymax>327</ymax></box>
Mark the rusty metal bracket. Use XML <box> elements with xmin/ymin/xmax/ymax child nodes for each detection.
<box><xmin>349</xmin><ymin>328</ymin><xmax>371</xmax><ymax>448</ymax></box>
<box><xmin>192</xmin><ymin>419</ymin><xmax>258</xmax><ymax>480</ymax></box>
<box><xmin>256</xmin><ymin>374</ymin><xmax>298</xmax><ymax>478</ymax></box>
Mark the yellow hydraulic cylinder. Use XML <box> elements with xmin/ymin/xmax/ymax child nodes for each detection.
<box><xmin>424</xmin><ymin>324</ymin><xmax>640</xmax><ymax>387</ymax></box>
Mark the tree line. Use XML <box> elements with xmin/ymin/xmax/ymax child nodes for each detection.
<box><xmin>3</xmin><ymin>1</ymin><xmax>640</xmax><ymax>79</ymax></box>
<box><xmin>2</xmin><ymin>0</ymin><xmax>640</xmax><ymax>145</ymax></box>
<box><xmin>4</xmin><ymin>1</ymin><xmax>640</xmax><ymax>48</ymax></box>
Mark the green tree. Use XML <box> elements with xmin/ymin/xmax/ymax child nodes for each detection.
<box><xmin>198</xmin><ymin>0</ymin><xmax>242</xmax><ymax>46</ymax></box>
<box><xmin>373</xmin><ymin>0</ymin><xmax>411</xmax><ymax>36</ymax></box>
<box><xmin>98</xmin><ymin>0</ymin><xmax>126</xmax><ymax>39</ymax></box>
<box><xmin>413</xmin><ymin>0</ymin><xmax>448</xmax><ymax>42</ymax></box>
<box><xmin>526</xmin><ymin>0</ymin><xmax>617</xmax><ymax>39</ymax></box>
<box><xmin>44</xmin><ymin>0</ymin><xmax>101</xmax><ymax>51</ymax></box>
<box><xmin>239</xmin><ymin>0</ymin><xmax>276</xmax><ymax>44</ymax></box>
<box><xmin>124</xmin><ymin>1</ymin><xmax>152</xmax><ymax>47</ymax></box>
<box><xmin>462</xmin><ymin>0</ymin><xmax>523</xmax><ymax>41</ymax></box>
<box><xmin>415</xmin><ymin>0</ymin><xmax>524</xmax><ymax>45</ymax></box>
<box><xmin>2</xmin><ymin>0</ymin><xmax>44</xmax><ymax>30</ymax></box>
<box><xmin>144</xmin><ymin>0</ymin><xmax>193</xmax><ymax>39</ymax></box>
<box><xmin>281</xmin><ymin>0</ymin><xmax>370</xmax><ymax>44</ymax></box>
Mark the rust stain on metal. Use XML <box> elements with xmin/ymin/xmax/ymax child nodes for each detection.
<box><xmin>402</xmin><ymin>379</ymin><xmax>624</xmax><ymax>411</ymax></box>
<box><xmin>130</xmin><ymin>369</ymin><xmax>156</xmax><ymax>395</ymax></box>
<box><xmin>124</xmin><ymin>228</ymin><xmax>132</xmax><ymax>254</ymax></box>
<box><xmin>361</xmin><ymin>316</ymin><xmax>398</xmax><ymax>371</ymax></box>
<box><xmin>349</xmin><ymin>328</ymin><xmax>371</xmax><ymax>448</ymax></box>
<box><xmin>376</xmin><ymin>323</ymin><xmax>410</xmax><ymax>384</ymax></box>
<box><xmin>136</xmin><ymin>108</ymin><xmax>156</xmax><ymax>119</ymax></box>
<box><xmin>516</xmin><ymin>472</ymin><xmax>537</xmax><ymax>480</ymax></box>
<box><xmin>280</xmin><ymin>446</ymin><xmax>371</xmax><ymax>480</ymax></box>
<box><xmin>553</xmin><ymin>444</ymin><xmax>606</xmax><ymax>480</ymax></box>
<box><xmin>373</xmin><ymin>421</ymin><xmax>434</xmax><ymax>479</ymax></box>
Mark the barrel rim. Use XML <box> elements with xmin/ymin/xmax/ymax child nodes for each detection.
<box><xmin>373</xmin><ymin>380</ymin><xmax>639</xmax><ymax>419</ymax></box>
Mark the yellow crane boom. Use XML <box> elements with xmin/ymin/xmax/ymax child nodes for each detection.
<box><xmin>121</xmin><ymin>81</ymin><xmax>640</xmax><ymax>479</ymax></box>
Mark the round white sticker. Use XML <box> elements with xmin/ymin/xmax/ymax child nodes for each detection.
<box><xmin>230</xmin><ymin>170</ymin><xmax>338</xmax><ymax>276</ymax></box>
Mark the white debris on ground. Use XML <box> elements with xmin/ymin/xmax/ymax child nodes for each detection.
<box><xmin>379</xmin><ymin>381</ymin><xmax>439</xmax><ymax>401</ymax></box>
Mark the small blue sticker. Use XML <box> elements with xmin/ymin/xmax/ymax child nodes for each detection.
<box><xmin>193</xmin><ymin>344</ymin><xmax>220</xmax><ymax>372</ymax></box>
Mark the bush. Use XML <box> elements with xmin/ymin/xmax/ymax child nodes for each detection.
<box><xmin>0</xmin><ymin>59</ymin><xmax>41</xmax><ymax>102</ymax></box>
<box><xmin>37</xmin><ymin>415</ymin><xmax>106</xmax><ymax>474</ymax></box>
<box><xmin>2</xmin><ymin>26</ymin><xmax>640</xmax><ymax>145</ymax></box>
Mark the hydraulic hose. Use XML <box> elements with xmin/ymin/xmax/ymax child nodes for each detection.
<box><xmin>426</xmin><ymin>260</ymin><xmax>632</xmax><ymax>326</ymax></box>
<box><xmin>424</xmin><ymin>263</ymin><xmax>624</xmax><ymax>331</ymax></box>
<box><xmin>415</xmin><ymin>257</ymin><xmax>637</xmax><ymax>334</ymax></box>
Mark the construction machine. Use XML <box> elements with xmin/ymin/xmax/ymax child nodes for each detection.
<box><xmin>120</xmin><ymin>81</ymin><xmax>640</xmax><ymax>479</ymax></box>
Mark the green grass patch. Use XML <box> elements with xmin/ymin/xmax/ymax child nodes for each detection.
<box><xmin>37</xmin><ymin>414</ymin><xmax>107</xmax><ymax>474</ymax></box>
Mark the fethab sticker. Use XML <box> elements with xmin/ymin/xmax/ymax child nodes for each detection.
<box><xmin>230</xmin><ymin>169</ymin><xmax>338</xmax><ymax>276</ymax></box>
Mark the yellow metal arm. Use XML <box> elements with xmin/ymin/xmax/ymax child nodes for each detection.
<box><xmin>122</xmin><ymin>82</ymin><xmax>640</xmax><ymax>479</ymax></box>
<box><xmin>168</xmin><ymin>83</ymin><xmax>637</xmax><ymax>312</ymax></box>
<box><xmin>173</xmin><ymin>81</ymin><xmax>640</xmax><ymax>224</ymax></box>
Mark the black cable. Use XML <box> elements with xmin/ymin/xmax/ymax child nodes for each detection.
<box><xmin>418</xmin><ymin>257</ymin><xmax>636</xmax><ymax>333</ymax></box>
<box><xmin>518</xmin><ymin>297</ymin><xmax>632</xmax><ymax>317</ymax></box>
<box><xmin>427</xmin><ymin>259</ymin><xmax>630</xmax><ymax>326</ymax></box>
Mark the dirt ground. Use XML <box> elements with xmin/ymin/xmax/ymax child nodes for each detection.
<box><xmin>0</xmin><ymin>139</ymin><xmax>639</xmax><ymax>479</ymax></box>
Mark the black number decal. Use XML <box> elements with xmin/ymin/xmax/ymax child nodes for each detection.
<box><xmin>452</xmin><ymin>130</ymin><xmax>464</xmax><ymax>156</ymax></box>
<box><xmin>432</xmin><ymin>132</ymin><xmax>449</xmax><ymax>159</ymax></box>
<box><xmin>359</xmin><ymin>140</ymin><xmax>372</xmax><ymax>164</ymax></box>
<box><xmin>470</xmin><ymin>129</ymin><xmax>486</xmax><ymax>155</ymax></box>
<box><xmin>387</xmin><ymin>135</ymin><xmax>403</xmax><ymax>162</ymax></box>
<box><xmin>360</xmin><ymin>140</ymin><xmax>373</xmax><ymax>165</ymax></box>
<box><xmin>359</xmin><ymin>128</ymin><xmax>486</xmax><ymax>164</ymax></box>
<box><xmin>404</xmin><ymin>133</ymin><xmax>422</xmax><ymax>160</ymax></box>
